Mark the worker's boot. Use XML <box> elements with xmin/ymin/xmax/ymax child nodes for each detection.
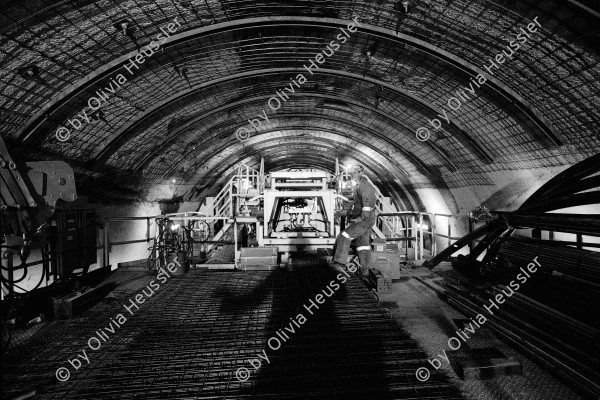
<box><xmin>330</xmin><ymin>261</ymin><xmax>347</xmax><ymax>273</ymax></box>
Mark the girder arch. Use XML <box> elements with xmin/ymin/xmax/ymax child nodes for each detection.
<box><xmin>175</xmin><ymin>131</ymin><xmax>422</xmax><ymax>208</ymax></box>
<box><xmin>157</xmin><ymin>111</ymin><xmax>438</xmax><ymax>182</ymax></box>
<box><xmin>129</xmin><ymin>88</ymin><xmax>464</xmax><ymax>174</ymax></box>
<box><xmin>188</xmin><ymin>146</ymin><xmax>416</xmax><ymax>210</ymax></box>
<box><xmin>16</xmin><ymin>17</ymin><xmax>556</xmax><ymax>163</ymax></box>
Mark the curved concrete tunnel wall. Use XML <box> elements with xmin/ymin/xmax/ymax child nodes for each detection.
<box><xmin>2</xmin><ymin>1</ymin><xmax>599</xmax><ymax>292</ymax></box>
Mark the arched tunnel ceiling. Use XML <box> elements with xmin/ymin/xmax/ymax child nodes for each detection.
<box><xmin>1</xmin><ymin>0</ymin><xmax>599</xmax><ymax>208</ymax></box>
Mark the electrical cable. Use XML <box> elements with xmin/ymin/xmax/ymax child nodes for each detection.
<box><xmin>0</xmin><ymin>264</ymin><xmax>45</xmax><ymax>294</ymax></box>
<box><xmin>0</xmin><ymin>262</ymin><xmax>28</xmax><ymax>283</ymax></box>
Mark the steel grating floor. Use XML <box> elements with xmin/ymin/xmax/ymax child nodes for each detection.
<box><xmin>3</xmin><ymin>266</ymin><xmax>465</xmax><ymax>399</ymax></box>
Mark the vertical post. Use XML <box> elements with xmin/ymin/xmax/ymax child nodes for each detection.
<box><xmin>576</xmin><ymin>233</ymin><xmax>583</xmax><ymax>249</ymax></box>
<box><xmin>419</xmin><ymin>213</ymin><xmax>423</xmax><ymax>260</ymax></box>
<box><xmin>44</xmin><ymin>244</ymin><xmax>50</xmax><ymax>285</ymax></box>
<box><xmin>448</xmin><ymin>216</ymin><xmax>451</xmax><ymax>248</ymax></box>
<box><xmin>157</xmin><ymin>219</ymin><xmax>163</xmax><ymax>269</ymax></box>
<box><xmin>229</xmin><ymin>180</ymin><xmax>234</xmax><ymax>216</ymax></box>
<box><xmin>104</xmin><ymin>219</ymin><xmax>110</xmax><ymax>268</ymax></box>
<box><xmin>468</xmin><ymin>217</ymin><xmax>474</xmax><ymax>253</ymax></box>
<box><xmin>260</xmin><ymin>157</ymin><xmax>265</xmax><ymax>190</ymax></box>
<box><xmin>405</xmin><ymin>216</ymin><xmax>409</xmax><ymax>260</ymax></box>
<box><xmin>263</xmin><ymin>192</ymin><xmax>271</xmax><ymax>239</ymax></box>
<box><xmin>432</xmin><ymin>214</ymin><xmax>437</xmax><ymax>256</ymax></box>
<box><xmin>146</xmin><ymin>217</ymin><xmax>150</xmax><ymax>243</ymax></box>
<box><xmin>256</xmin><ymin>221</ymin><xmax>263</xmax><ymax>247</ymax></box>
<box><xmin>234</xmin><ymin>220</ymin><xmax>239</xmax><ymax>269</ymax></box>
<box><xmin>99</xmin><ymin>227</ymin><xmax>104</xmax><ymax>270</ymax></box>
<box><xmin>335</xmin><ymin>157</ymin><xmax>341</xmax><ymax>192</ymax></box>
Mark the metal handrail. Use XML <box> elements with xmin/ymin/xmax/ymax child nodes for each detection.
<box><xmin>373</xmin><ymin>212</ymin><xmax>461</xmax><ymax>259</ymax></box>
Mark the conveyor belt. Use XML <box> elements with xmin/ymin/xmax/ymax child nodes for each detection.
<box><xmin>3</xmin><ymin>266</ymin><xmax>464</xmax><ymax>399</ymax></box>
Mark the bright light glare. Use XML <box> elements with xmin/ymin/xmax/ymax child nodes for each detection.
<box><xmin>416</xmin><ymin>223</ymin><xmax>429</xmax><ymax>230</ymax></box>
<box><xmin>171</xmin><ymin>224</ymin><xmax>180</xmax><ymax>231</ymax></box>
<box><xmin>346</xmin><ymin>163</ymin><xmax>353</xmax><ymax>169</ymax></box>
<box><xmin>241</xmin><ymin>178</ymin><xmax>250</xmax><ymax>190</ymax></box>
<box><xmin>171</xmin><ymin>179</ymin><xmax>177</xmax><ymax>183</ymax></box>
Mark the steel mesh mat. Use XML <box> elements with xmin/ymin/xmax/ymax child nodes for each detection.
<box><xmin>3</xmin><ymin>267</ymin><xmax>465</xmax><ymax>399</ymax></box>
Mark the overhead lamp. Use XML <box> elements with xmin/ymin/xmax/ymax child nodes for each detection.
<box><xmin>92</xmin><ymin>110</ymin><xmax>107</xmax><ymax>123</ymax></box>
<box><xmin>113</xmin><ymin>19</ymin><xmax>140</xmax><ymax>48</ymax></box>
<box><xmin>241</xmin><ymin>178</ymin><xmax>251</xmax><ymax>191</ymax></box>
<box><xmin>345</xmin><ymin>164</ymin><xmax>353</xmax><ymax>169</ymax></box>
<box><xmin>171</xmin><ymin>224</ymin><xmax>180</xmax><ymax>231</ymax></box>
<box><xmin>400</xmin><ymin>0</ymin><xmax>417</xmax><ymax>13</ymax></box>
<box><xmin>113</xmin><ymin>19</ymin><xmax>130</xmax><ymax>35</ymax></box>
<box><xmin>18</xmin><ymin>65</ymin><xmax>40</xmax><ymax>80</ymax></box>
<box><xmin>366</xmin><ymin>42</ymin><xmax>379</xmax><ymax>59</ymax></box>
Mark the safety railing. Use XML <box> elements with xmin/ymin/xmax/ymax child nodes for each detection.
<box><xmin>375</xmin><ymin>212</ymin><xmax>462</xmax><ymax>260</ymax></box>
<box><xmin>204</xmin><ymin>163</ymin><xmax>264</xmax><ymax>220</ymax></box>
<box><xmin>236</xmin><ymin>162</ymin><xmax>264</xmax><ymax>194</ymax></box>
<box><xmin>105</xmin><ymin>212</ymin><xmax>236</xmax><ymax>270</ymax></box>
<box><xmin>103</xmin><ymin>215</ymin><xmax>160</xmax><ymax>269</ymax></box>
<box><xmin>432</xmin><ymin>213</ymin><xmax>464</xmax><ymax>256</ymax></box>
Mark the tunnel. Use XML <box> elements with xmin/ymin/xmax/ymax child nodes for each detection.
<box><xmin>1</xmin><ymin>1</ymin><xmax>599</xmax><ymax>399</ymax></box>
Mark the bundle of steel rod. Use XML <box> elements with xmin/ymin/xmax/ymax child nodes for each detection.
<box><xmin>439</xmin><ymin>271</ymin><xmax>600</xmax><ymax>350</ymax></box>
<box><xmin>485</xmin><ymin>264</ymin><xmax>599</xmax><ymax>328</ymax></box>
<box><xmin>486</xmin><ymin>285</ymin><xmax>600</xmax><ymax>355</ymax></box>
<box><xmin>496</xmin><ymin>239</ymin><xmax>600</xmax><ymax>327</ymax></box>
<box><xmin>501</xmin><ymin>238</ymin><xmax>600</xmax><ymax>283</ymax></box>
<box><xmin>427</xmin><ymin>278</ymin><xmax>600</xmax><ymax>398</ymax></box>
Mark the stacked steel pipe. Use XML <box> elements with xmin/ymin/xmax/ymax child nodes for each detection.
<box><xmin>422</xmin><ymin>154</ymin><xmax>600</xmax><ymax>398</ymax></box>
<box><xmin>500</xmin><ymin>239</ymin><xmax>600</xmax><ymax>284</ymax></box>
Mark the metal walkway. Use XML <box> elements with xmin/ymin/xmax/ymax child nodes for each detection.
<box><xmin>3</xmin><ymin>267</ymin><xmax>464</xmax><ymax>399</ymax></box>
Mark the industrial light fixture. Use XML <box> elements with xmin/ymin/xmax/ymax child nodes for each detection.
<box><xmin>366</xmin><ymin>42</ymin><xmax>379</xmax><ymax>60</ymax></box>
<box><xmin>113</xmin><ymin>19</ymin><xmax>140</xmax><ymax>48</ymax></box>
<box><xmin>18</xmin><ymin>65</ymin><xmax>40</xmax><ymax>80</ymax></box>
<box><xmin>346</xmin><ymin>164</ymin><xmax>353</xmax><ymax>169</ymax></box>
<box><xmin>173</xmin><ymin>64</ymin><xmax>190</xmax><ymax>85</ymax></box>
<box><xmin>394</xmin><ymin>0</ymin><xmax>417</xmax><ymax>33</ymax></box>
<box><xmin>113</xmin><ymin>19</ymin><xmax>130</xmax><ymax>35</ymax></box>
<box><xmin>399</xmin><ymin>0</ymin><xmax>417</xmax><ymax>13</ymax></box>
<box><xmin>92</xmin><ymin>110</ymin><xmax>107</xmax><ymax>123</ymax></box>
<box><xmin>241</xmin><ymin>178</ymin><xmax>251</xmax><ymax>191</ymax></box>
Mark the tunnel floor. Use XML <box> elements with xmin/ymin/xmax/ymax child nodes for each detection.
<box><xmin>3</xmin><ymin>265</ymin><xmax>465</xmax><ymax>400</ymax></box>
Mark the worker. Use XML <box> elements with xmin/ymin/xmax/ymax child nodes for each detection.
<box><xmin>332</xmin><ymin>165</ymin><xmax>378</xmax><ymax>276</ymax></box>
